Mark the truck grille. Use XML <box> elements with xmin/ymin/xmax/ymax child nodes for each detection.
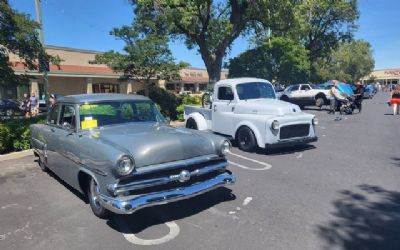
<box><xmin>279</xmin><ymin>124</ymin><xmax>310</xmax><ymax>140</ymax></box>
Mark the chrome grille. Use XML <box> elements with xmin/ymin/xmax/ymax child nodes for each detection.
<box><xmin>279</xmin><ymin>124</ymin><xmax>310</xmax><ymax>140</ymax></box>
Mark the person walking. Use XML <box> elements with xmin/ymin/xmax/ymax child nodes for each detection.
<box><xmin>49</xmin><ymin>94</ymin><xmax>56</xmax><ymax>108</ymax></box>
<box><xmin>389</xmin><ymin>85</ymin><xmax>400</xmax><ymax>115</ymax></box>
<box><xmin>29</xmin><ymin>93</ymin><xmax>39</xmax><ymax>117</ymax></box>
<box><xmin>353</xmin><ymin>82</ymin><xmax>365</xmax><ymax>113</ymax></box>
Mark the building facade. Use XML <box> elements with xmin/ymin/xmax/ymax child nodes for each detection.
<box><xmin>362</xmin><ymin>68</ymin><xmax>400</xmax><ymax>86</ymax></box>
<box><xmin>1</xmin><ymin>45</ymin><xmax>227</xmax><ymax>100</ymax></box>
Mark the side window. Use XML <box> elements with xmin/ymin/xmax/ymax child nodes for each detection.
<box><xmin>301</xmin><ymin>85</ymin><xmax>311</xmax><ymax>90</ymax></box>
<box><xmin>59</xmin><ymin>105</ymin><xmax>76</xmax><ymax>129</ymax></box>
<box><xmin>288</xmin><ymin>85</ymin><xmax>299</xmax><ymax>92</ymax></box>
<box><xmin>218</xmin><ymin>86</ymin><xmax>234</xmax><ymax>100</ymax></box>
<box><xmin>47</xmin><ymin>104</ymin><xmax>61</xmax><ymax>125</ymax></box>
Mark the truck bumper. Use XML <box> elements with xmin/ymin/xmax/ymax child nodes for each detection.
<box><xmin>265</xmin><ymin>136</ymin><xmax>318</xmax><ymax>149</ymax></box>
<box><xmin>98</xmin><ymin>171</ymin><xmax>235</xmax><ymax>214</ymax></box>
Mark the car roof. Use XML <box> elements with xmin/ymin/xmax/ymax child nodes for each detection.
<box><xmin>57</xmin><ymin>94</ymin><xmax>150</xmax><ymax>104</ymax></box>
<box><xmin>215</xmin><ymin>77</ymin><xmax>271</xmax><ymax>87</ymax></box>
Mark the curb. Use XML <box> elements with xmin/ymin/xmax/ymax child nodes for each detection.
<box><xmin>0</xmin><ymin>149</ymin><xmax>33</xmax><ymax>162</ymax></box>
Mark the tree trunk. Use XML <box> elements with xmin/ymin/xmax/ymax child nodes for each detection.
<box><xmin>202</xmin><ymin>52</ymin><xmax>224</xmax><ymax>84</ymax></box>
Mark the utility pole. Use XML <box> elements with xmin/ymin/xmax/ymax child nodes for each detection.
<box><xmin>34</xmin><ymin>0</ymin><xmax>49</xmax><ymax>110</ymax></box>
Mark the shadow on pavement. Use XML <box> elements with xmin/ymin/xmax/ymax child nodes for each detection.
<box><xmin>316</xmin><ymin>184</ymin><xmax>400</xmax><ymax>250</ymax></box>
<box><xmin>391</xmin><ymin>157</ymin><xmax>400</xmax><ymax>167</ymax></box>
<box><xmin>302</xmin><ymin>106</ymin><xmax>329</xmax><ymax>111</ymax></box>
<box><xmin>107</xmin><ymin>187</ymin><xmax>235</xmax><ymax>234</ymax></box>
<box><xmin>260</xmin><ymin>144</ymin><xmax>316</xmax><ymax>155</ymax></box>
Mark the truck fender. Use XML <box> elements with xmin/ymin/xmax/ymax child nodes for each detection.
<box><xmin>186</xmin><ymin>112</ymin><xmax>208</xmax><ymax>130</ymax></box>
<box><xmin>234</xmin><ymin>121</ymin><xmax>265</xmax><ymax>148</ymax></box>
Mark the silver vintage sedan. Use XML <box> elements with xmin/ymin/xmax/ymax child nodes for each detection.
<box><xmin>30</xmin><ymin>94</ymin><xmax>235</xmax><ymax>218</ymax></box>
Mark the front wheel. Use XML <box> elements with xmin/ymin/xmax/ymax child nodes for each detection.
<box><xmin>87</xmin><ymin>178</ymin><xmax>110</xmax><ymax>219</ymax></box>
<box><xmin>237</xmin><ymin>126</ymin><xmax>257</xmax><ymax>152</ymax></box>
<box><xmin>315</xmin><ymin>97</ymin><xmax>325</xmax><ymax>108</ymax></box>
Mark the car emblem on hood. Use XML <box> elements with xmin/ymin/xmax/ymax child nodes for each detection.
<box><xmin>178</xmin><ymin>170</ymin><xmax>191</xmax><ymax>183</ymax></box>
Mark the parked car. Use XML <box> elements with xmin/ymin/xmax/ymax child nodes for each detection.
<box><xmin>0</xmin><ymin>99</ymin><xmax>22</xmax><ymax>117</ymax></box>
<box><xmin>363</xmin><ymin>85</ymin><xmax>374</xmax><ymax>99</ymax></box>
<box><xmin>280</xmin><ymin>84</ymin><xmax>331</xmax><ymax>108</ymax></box>
<box><xmin>184</xmin><ymin>78</ymin><xmax>318</xmax><ymax>152</ymax></box>
<box><xmin>30</xmin><ymin>94</ymin><xmax>235</xmax><ymax>218</ymax></box>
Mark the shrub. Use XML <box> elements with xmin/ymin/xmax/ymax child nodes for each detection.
<box><xmin>137</xmin><ymin>86</ymin><xmax>180</xmax><ymax>120</ymax></box>
<box><xmin>176</xmin><ymin>95</ymin><xmax>202</xmax><ymax>121</ymax></box>
<box><xmin>0</xmin><ymin>116</ymin><xmax>45</xmax><ymax>154</ymax></box>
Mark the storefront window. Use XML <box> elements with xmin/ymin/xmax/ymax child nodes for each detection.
<box><xmin>92</xmin><ymin>83</ymin><xmax>119</xmax><ymax>93</ymax></box>
<box><xmin>166</xmin><ymin>83</ymin><xmax>176</xmax><ymax>91</ymax></box>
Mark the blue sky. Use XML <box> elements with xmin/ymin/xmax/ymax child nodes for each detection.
<box><xmin>9</xmin><ymin>0</ymin><xmax>400</xmax><ymax>70</ymax></box>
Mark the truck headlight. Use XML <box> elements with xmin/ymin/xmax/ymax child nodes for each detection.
<box><xmin>271</xmin><ymin>120</ymin><xmax>279</xmax><ymax>130</ymax></box>
<box><xmin>312</xmin><ymin>117</ymin><xmax>319</xmax><ymax>125</ymax></box>
<box><xmin>220</xmin><ymin>140</ymin><xmax>231</xmax><ymax>156</ymax></box>
<box><xmin>116</xmin><ymin>155</ymin><xmax>135</xmax><ymax>176</ymax></box>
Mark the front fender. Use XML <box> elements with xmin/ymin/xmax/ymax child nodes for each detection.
<box><xmin>234</xmin><ymin>120</ymin><xmax>265</xmax><ymax>148</ymax></box>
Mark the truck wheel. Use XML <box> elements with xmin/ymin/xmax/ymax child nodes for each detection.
<box><xmin>186</xmin><ymin>118</ymin><xmax>198</xmax><ymax>130</ymax></box>
<box><xmin>237</xmin><ymin>126</ymin><xmax>257</xmax><ymax>152</ymax></box>
<box><xmin>87</xmin><ymin>178</ymin><xmax>110</xmax><ymax>219</ymax></box>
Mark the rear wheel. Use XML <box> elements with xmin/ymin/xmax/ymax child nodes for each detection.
<box><xmin>315</xmin><ymin>97</ymin><xmax>325</xmax><ymax>108</ymax></box>
<box><xmin>87</xmin><ymin>178</ymin><xmax>110</xmax><ymax>219</ymax></box>
<box><xmin>237</xmin><ymin>126</ymin><xmax>257</xmax><ymax>152</ymax></box>
<box><xmin>281</xmin><ymin>95</ymin><xmax>289</xmax><ymax>102</ymax></box>
<box><xmin>38</xmin><ymin>156</ymin><xmax>47</xmax><ymax>172</ymax></box>
<box><xmin>186</xmin><ymin>118</ymin><xmax>198</xmax><ymax>130</ymax></box>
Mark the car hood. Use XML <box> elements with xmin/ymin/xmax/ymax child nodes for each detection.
<box><xmin>92</xmin><ymin>123</ymin><xmax>217</xmax><ymax>168</ymax></box>
<box><xmin>234</xmin><ymin>99</ymin><xmax>302</xmax><ymax>116</ymax></box>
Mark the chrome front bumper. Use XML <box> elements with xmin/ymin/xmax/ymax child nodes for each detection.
<box><xmin>99</xmin><ymin>171</ymin><xmax>235</xmax><ymax>214</ymax></box>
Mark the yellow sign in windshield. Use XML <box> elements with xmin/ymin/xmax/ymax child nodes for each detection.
<box><xmin>81</xmin><ymin>118</ymin><xmax>98</xmax><ymax>129</ymax></box>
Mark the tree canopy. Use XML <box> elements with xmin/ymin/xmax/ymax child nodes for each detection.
<box><xmin>228</xmin><ymin>37</ymin><xmax>310</xmax><ymax>84</ymax></box>
<box><xmin>314</xmin><ymin>40</ymin><xmax>374</xmax><ymax>83</ymax></box>
<box><xmin>92</xmin><ymin>29</ymin><xmax>187</xmax><ymax>96</ymax></box>
<box><xmin>129</xmin><ymin>0</ymin><xmax>286</xmax><ymax>82</ymax></box>
<box><xmin>0</xmin><ymin>0</ymin><xmax>43</xmax><ymax>85</ymax></box>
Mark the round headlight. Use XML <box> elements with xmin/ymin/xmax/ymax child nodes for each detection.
<box><xmin>116</xmin><ymin>156</ymin><xmax>135</xmax><ymax>176</ymax></box>
<box><xmin>220</xmin><ymin>140</ymin><xmax>231</xmax><ymax>156</ymax></box>
<box><xmin>312</xmin><ymin>117</ymin><xmax>319</xmax><ymax>125</ymax></box>
<box><xmin>271</xmin><ymin>120</ymin><xmax>279</xmax><ymax>130</ymax></box>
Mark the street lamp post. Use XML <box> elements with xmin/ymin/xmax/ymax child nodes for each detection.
<box><xmin>34</xmin><ymin>0</ymin><xmax>49</xmax><ymax>110</ymax></box>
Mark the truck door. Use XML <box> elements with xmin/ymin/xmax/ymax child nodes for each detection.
<box><xmin>212</xmin><ymin>85</ymin><xmax>235</xmax><ymax>135</ymax></box>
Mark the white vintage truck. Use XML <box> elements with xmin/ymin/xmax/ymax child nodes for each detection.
<box><xmin>184</xmin><ymin>78</ymin><xmax>318</xmax><ymax>152</ymax></box>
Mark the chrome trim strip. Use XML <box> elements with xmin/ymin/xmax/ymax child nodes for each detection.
<box><xmin>99</xmin><ymin>171</ymin><xmax>235</xmax><ymax>214</ymax></box>
<box><xmin>133</xmin><ymin>154</ymin><xmax>223</xmax><ymax>175</ymax></box>
<box><xmin>108</xmin><ymin>160</ymin><xmax>228</xmax><ymax>195</ymax></box>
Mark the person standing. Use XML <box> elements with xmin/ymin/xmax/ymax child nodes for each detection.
<box><xmin>389</xmin><ymin>85</ymin><xmax>400</xmax><ymax>115</ymax></box>
<box><xmin>29</xmin><ymin>93</ymin><xmax>39</xmax><ymax>117</ymax></box>
<box><xmin>49</xmin><ymin>94</ymin><xmax>56</xmax><ymax>108</ymax></box>
<box><xmin>353</xmin><ymin>82</ymin><xmax>365</xmax><ymax>113</ymax></box>
<box><xmin>20</xmin><ymin>93</ymin><xmax>30</xmax><ymax>117</ymax></box>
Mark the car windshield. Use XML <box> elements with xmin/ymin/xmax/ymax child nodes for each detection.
<box><xmin>79</xmin><ymin>100</ymin><xmax>166</xmax><ymax>129</ymax></box>
<box><xmin>310</xmin><ymin>84</ymin><xmax>321</xmax><ymax>89</ymax></box>
<box><xmin>236</xmin><ymin>82</ymin><xmax>276</xmax><ymax>100</ymax></box>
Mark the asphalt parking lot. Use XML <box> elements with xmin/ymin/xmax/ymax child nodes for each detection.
<box><xmin>1</xmin><ymin>92</ymin><xmax>400</xmax><ymax>250</ymax></box>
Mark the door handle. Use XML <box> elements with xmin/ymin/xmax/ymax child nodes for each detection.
<box><xmin>213</xmin><ymin>105</ymin><xmax>217</xmax><ymax>112</ymax></box>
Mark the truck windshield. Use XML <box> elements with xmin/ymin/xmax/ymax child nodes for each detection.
<box><xmin>236</xmin><ymin>82</ymin><xmax>276</xmax><ymax>100</ymax></box>
<box><xmin>79</xmin><ymin>100</ymin><xmax>166</xmax><ymax>129</ymax></box>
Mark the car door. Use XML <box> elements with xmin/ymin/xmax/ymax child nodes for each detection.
<box><xmin>287</xmin><ymin>85</ymin><xmax>300</xmax><ymax>99</ymax></box>
<box><xmin>212</xmin><ymin>85</ymin><xmax>235</xmax><ymax>135</ymax></box>
<box><xmin>43</xmin><ymin>104</ymin><xmax>62</xmax><ymax>175</ymax></box>
<box><xmin>298</xmin><ymin>84</ymin><xmax>313</xmax><ymax>103</ymax></box>
<box><xmin>53</xmin><ymin>104</ymin><xmax>81</xmax><ymax>187</ymax></box>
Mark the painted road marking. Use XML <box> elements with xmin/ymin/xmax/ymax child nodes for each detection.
<box><xmin>122</xmin><ymin>221</ymin><xmax>180</xmax><ymax>246</ymax></box>
<box><xmin>227</xmin><ymin>151</ymin><xmax>272</xmax><ymax>170</ymax></box>
<box><xmin>242</xmin><ymin>197</ymin><xmax>253</xmax><ymax>206</ymax></box>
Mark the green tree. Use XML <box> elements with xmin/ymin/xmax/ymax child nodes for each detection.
<box><xmin>92</xmin><ymin>31</ymin><xmax>187</xmax><ymax>96</ymax></box>
<box><xmin>314</xmin><ymin>40</ymin><xmax>374</xmax><ymax>83</ymax></box>
<box><xmin>228</xmin><ymin>37</ymin><xmax>310</xmax><ymax>84</ymax></box>
<box><xmin>130</xmin><ymin>0</ymin><xmax>286</xmax><ymax>82</ymax></box>
<box><xmin>0</xmin><ymin>0</ymin><xmax>43</xmax><ymax>85</ymax></box>
<box><xmin>294</xmin><ymin>0</ymin><xmax>359</xmax><ymax>80</ymax></box>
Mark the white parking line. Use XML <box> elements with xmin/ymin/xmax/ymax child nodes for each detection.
<box><xmin>122</xmin><ymin>221</ymin><xmax>180</xmax><ymax>246</ymax></box>
<box><xmin>227</xmin><ymin>151</ymin><xmax>272</xmax><ymax>170</ymax></box>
